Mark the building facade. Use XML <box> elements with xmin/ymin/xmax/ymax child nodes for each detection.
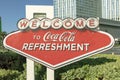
<box><xmin>26</xmin><ymin>5</ymin><xmax>54</xmax><ymax>19</ymax></box>
<box><xmin>102</xmin><ymin>0</ymin><xmax>120</xmax><ymax>21</ymax></box>
<box><xmin>53</xmin><ymin>0</ymin><xmax>102</xmax><ymax>18</ymax></box>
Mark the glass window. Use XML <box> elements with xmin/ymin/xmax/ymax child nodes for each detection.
<box><xmin>33</xmin><ymin>13</ymin><xmax>46</xmax><ymax>19</ymax></box>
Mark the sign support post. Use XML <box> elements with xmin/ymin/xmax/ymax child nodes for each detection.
<box><xmin>47</xmin><ymin>68</ymin><xmax>55</xmax><ymax>80</ymax></box>
<box><xmin>27</xmin><ymin>58</ymin><xmax>35</xmax><ymax>80</ymax></box>
<box><xmin>25</xmin><ymin>6</ymin><xmax>54</xmax><ymax>80</ymax></box>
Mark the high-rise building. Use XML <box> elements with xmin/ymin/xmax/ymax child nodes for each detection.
<box><xmin>53</xmin><ymin>0</ymin><xmax>102</xmax><ymax>19</ymax></box>
<box><xmin>102</xmin><ymin>0</ymin><xmax>120</xmax><ymax>21</ymax></box>
<box><xmin>0</xmin><ymin>17</ymin><xmax>1</xmax><ymax>32</ymax></box>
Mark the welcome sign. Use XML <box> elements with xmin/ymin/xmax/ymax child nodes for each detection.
<box><xmin>3</xmin><ymin>18</ymin><xmax>114</xmax><ymax>70</ymax></box>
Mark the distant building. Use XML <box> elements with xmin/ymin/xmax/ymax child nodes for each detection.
<box><xmin>53</xmin><ymin>0</ymin><xmax>102</xmax><ymax>18</ymax></box>
<box><xmin>0</xmin><ymin>17</ymin><xmax>1</xmax><ymax>32</ymax></box>
<box><xmin>54</xmin><ymin>0</ymin><xmax>120</xmax><ymax>21</ymax></box>
<box><xmin>100</xmin><ymin>18</ymin><xmax>120</xmax><ymax>41</ymax></box>
<box><xmin>26</xmin><ymin>5</ymin><xmax>54</xmax><ymax>19</ymax></box>
<box><xmin>102</xmin><ymin>0</ymin><xmax>120</xmax><ymax>21</ymax></box>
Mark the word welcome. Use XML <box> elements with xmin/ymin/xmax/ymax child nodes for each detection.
<box><xmin>17</xmin><ymin>18</ymin><xmax>99</xmax><ymax>30</ymax></box>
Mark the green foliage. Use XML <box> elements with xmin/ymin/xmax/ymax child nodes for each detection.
<box><xmin>15</xmin><ymin>63</ymin><xmax>46</xmax><ymax>80</ymax></box>
<box><xmin>35</xmin><ymin>63</ymin><xmax>46</xmax><ymax>80</ymax></box>
<box><xmin>0</xmin><ymin>31</ymin><xmax>7</xmax><ymax>51</ymax></box>
<box><xmin>0</xmin><ymin>51</ymin><xmax>120</xmax><ymax>80</ymax></box>
<box><xmin>0</xmin><ymin>69</ymin><xmax>21</xmax><ymax>80</ymax></box>
<box><xmin>0</xmin><ymin>51</ymin><xmax>25</xmax><ymax>71</ymax></box>
<box><xmin>15</xmin><ymin>64</ymin><xmax>26</xmax><ymax>80</ymax></box>
<box><xmin>55</xmin><ymin>54</ymin><xmax>120</xmax><ymax>80</ymax></box>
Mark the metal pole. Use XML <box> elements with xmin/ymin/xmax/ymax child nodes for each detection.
<box><xmin>47</xmin><ymin>68</ymin><xmax>55</xmax><ymax>80</ymax></box>
<box><xmin>27</xmin><ymin>58</ymin><xmax>35</xmax><ymax>80</ymax></box>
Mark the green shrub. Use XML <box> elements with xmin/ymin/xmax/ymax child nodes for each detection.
<box><xmin>15</xmin><ymin>63</ymin><xmax>46</xmax><ymax>80</ymax></box>
<box><xmin>0</xmin><ymin>69</ymin><xmax>21</xmax><ymax>80</ymax></box>
<box><xmin>0</xmin><ymin>51</ymin><xmax>25</xmax><ymax>71</ymax></box>
<box><xmin>15</xmin><ymin>70</ymin><xmax>26</xmax><ymax>80</ymax></box>
<box><xmin>15</xmin><ymin>64</ymin><xmax>26</xmax><ymax>80</ymax></box>
<box><xmin>35</xmin><ymin>63</ymin><xmax>46</xmax><ymax>80</ymax></box>
<box><xmin>1</xmin><ymin>52</ymin><xmax>120</xmax><ymax>80</ymax></box>
<box><xmin>56</xmin><ymin>54</ymin><xmax>120</xmax><ymax>80</ymax></box>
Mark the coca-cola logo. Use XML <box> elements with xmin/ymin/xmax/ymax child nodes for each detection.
<box><xmin>43</xmin><ymin>31</ymin><xmax>75</xmax><ymax>42</ymax></box>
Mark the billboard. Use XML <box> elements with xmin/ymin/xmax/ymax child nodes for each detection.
<box><xmin>3</xmin><ymin>17</ymin><xmax>115</xmax><ymax>69</ymax></box>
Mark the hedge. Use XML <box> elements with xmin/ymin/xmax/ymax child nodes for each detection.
<box><xmin>0</xmin><ymin>69</ymin><xmax>21</xmax><ymax>80</ymax></box>
<box><xmin>1</xmin><ymin>51</ymin><xmax>120</xmax><ymax>80</ymax></box>
<box><xmin>15</xmin><ymin>54</ymin><xmax>120</xmax><ymax>80</ymax></box>
<box><xmin>15</xmin><ymin>63</ymin><xmax>46</xmax><ymax>80</ymax></box>
<box><xmin>0</xmin><ymin>51</ymin><xmax>25</xmax><ymax>71</ymax></box>
<box><xmin>56</xmin><ymin>54</ymin><xmax>120</xmax><ymax>80</ymax></box>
